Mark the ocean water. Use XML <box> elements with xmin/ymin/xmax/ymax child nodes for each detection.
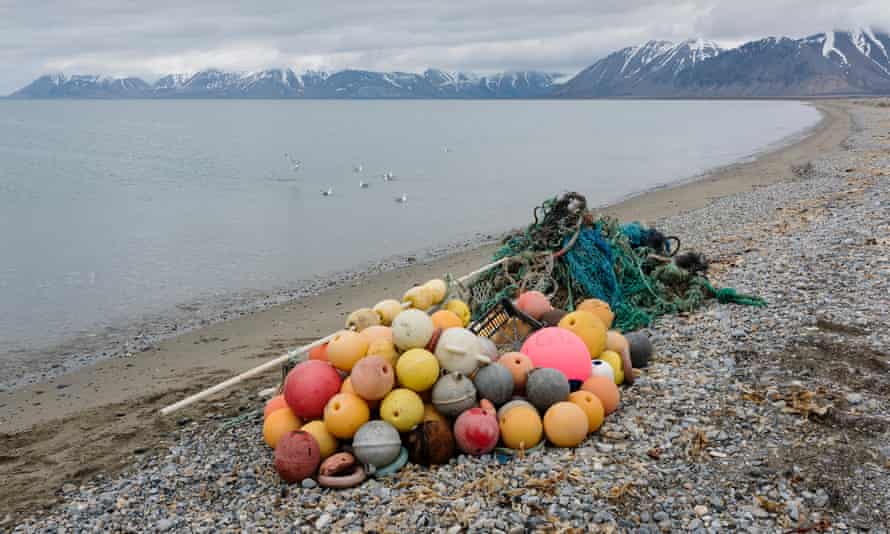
<box><xmin>0</xmin><ymin>99</ymin><xmax>820</xmax><ymax>366</ymax></box>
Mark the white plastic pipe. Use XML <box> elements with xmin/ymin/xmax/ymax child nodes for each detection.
<box><xmin>159</xmin><ymin>256</ymin><xmax>508</xmax><ymax>416</ymax></box>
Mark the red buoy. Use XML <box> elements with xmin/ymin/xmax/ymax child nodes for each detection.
<box><xmin>274</xmin><ymin>430</ymin><xmax>321</xmax><ymax>483</ymax></box>
<box><xmin>284</xmin><ymin>360</ymin><xmax>342</xmax><ymax>419</ymax></box>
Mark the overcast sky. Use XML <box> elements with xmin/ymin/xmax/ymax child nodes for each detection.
<box><xmin>2</xmin><ymin>0</ymin><xmax>889</xmax><ymax>94</ymax></box>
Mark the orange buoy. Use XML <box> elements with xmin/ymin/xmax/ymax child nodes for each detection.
<box><xmin>308</xmin><ymin>343</ymin><xmax>328</xmax><ymax>362</ymax></box>
<box><xmin>499</xmin><ymin>405</ymin><xmax>543</xmax><ymax>450</ymax></box>
<box><xmin>580</xmin><ymin>376</ymin><xmax>620</xmax><ymax>415</ymax></box>
<box><xmin>263</xmin><ymin>407</ymin><xmax>303</xmax><ymax>449</ymax></box>
<box><xmin>499</xmin><ymin>352</ymin><xmax>534</xmax><ymax>393</ymax></box>
<box><xmin>263</xmin><ymin>394</ymin><xmax>288</xmax><ymax>419</ymax></box>
<box><xmin>543</xmin><ymin>402</ymin><xmax>588</xmax><ymax>447</ymax></box>
<box><xmin>577</xmin><ymin>299</ymin><xmax>614</xmax><ymax>330</ymax></box>
<box><xmin>568</xmin><ymin>390</ymin><xmax>605</xmax><ymax>433</ymax></box>
<box><xmin>558</xmin><ymin>311</ymin><xmax>607</xmax><ymax>359</ymax></box>
<box><xmin>340</xmin><ymin>377</ymin><xmax>379</xmax><ymax>410</ymax></box>
<box><xmin>430</xmin><ymin>309</ymin><xmax>463</xmax><ymax>330</ymax></box>
<box><xmin>323</xmin><ymin>393</ymin><xmax>370</xmax><ymax>439</ymax></box>
<box><xmin>327</xmin><ymin>330</ymin><xmax>369</xmax><ymax>372</ymax></box>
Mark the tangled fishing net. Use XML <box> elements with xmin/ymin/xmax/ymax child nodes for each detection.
<box><xmin>454</xmin><ymin>192</ymin><xmax>765</xmax><ymax>332</ymax></box>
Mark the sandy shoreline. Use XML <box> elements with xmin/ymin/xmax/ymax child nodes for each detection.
<box><xmin>0</xmin><ymin>100</ymin><xmax>852</xmax><ymax>520</ymax></box>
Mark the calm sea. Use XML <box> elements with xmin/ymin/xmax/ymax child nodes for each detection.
<box><xmin>0</xmin><ymin>99</ymin><xmax>819</xmax><ymax>368</ymax></box>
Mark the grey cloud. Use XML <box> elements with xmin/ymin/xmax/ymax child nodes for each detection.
<box><xmin>1</xmin><ymin>0</ymin><xmax>889</xmax><ymax>94</ymax></box>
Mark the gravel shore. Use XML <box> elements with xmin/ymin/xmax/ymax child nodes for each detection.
<box><xmin>8</xmin><ymin>100</ymin><xmax>889</xmax><ymax>533</ymax></box>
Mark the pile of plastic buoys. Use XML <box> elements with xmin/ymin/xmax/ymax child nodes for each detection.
<box><xmin>263</xmin><ymin>283</ymin><xmax>652</xmax><ymax>486</ymax></box>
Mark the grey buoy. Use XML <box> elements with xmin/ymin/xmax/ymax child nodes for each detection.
<box><xmin>625</xmin><ymin>331</ymin><xmax>653</xmax><ymax>368</ymax></box>
<box><xmin>473</xmin><ymin>363</ymin><xmax>514</xmax><ymax>406</ymax></box>
<box><xmin>431</xmin><ymin>372</ymin><xmax>477</xmax><ymax>417</ymax></box>
<box><xmin>352</xmin><ymin>420</ymin><xmax>402</xmax><ymax>468</ymax></box>
<box><xmin>525</xmin><ymin>368</ymin><xmax>569</xmax><ymax>413</ymax></box>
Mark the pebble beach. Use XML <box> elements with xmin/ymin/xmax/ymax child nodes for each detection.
<box><xmin>5</xmin><ymin>99</ymin><xmax>890</xmax><ymax>532</ymax></box>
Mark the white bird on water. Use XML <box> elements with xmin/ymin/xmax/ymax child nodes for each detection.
<box><xmin>395</xmin><ymin>194</ymin><xmax>407</xmax><ymax>203</ymax></box>
<box><xmin>382</xmin><ymin>171</ymin><xmax>395</xmax><ymax>182</ymax></box>
<box><xmin>353</xmin><ymin>164</ymin><xmax>364</xmax><ymax>173</ymax></box>
<box><xmin>359</xmin><ymin>180</ymin><xmax>370</xmax><ymax>188</ymax></box>
<box><xmin>321</xmin><ymin>187</ymin><xmax>334</xmax><ymax>196</ymax></box>
<box><xmin>284</xmin><ymin>153</ymin><xmax>302</xmax><ymax>172</ymax></box>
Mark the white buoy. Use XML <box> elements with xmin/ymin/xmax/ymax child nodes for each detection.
<box><xmin>321</xmin><ymin>187</ymin><xmax>334</xmax><ymax>196</ymax></box>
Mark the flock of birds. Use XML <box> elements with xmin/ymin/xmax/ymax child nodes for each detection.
<box><xmin>284</xmin><ymin>149</ymin><xmax>451</xmax><ymax>203</ymax></box>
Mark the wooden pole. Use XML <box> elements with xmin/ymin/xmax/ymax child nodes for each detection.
<box><xmin>159</xmin><ymin>256</ymin><xmax>508</xmax><ymax>416</ymax></box>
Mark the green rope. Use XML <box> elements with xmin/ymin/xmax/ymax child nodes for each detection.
<box><xmin>463</xmin><ymin>193</ymin><xmax>765</xmax><ymax>331</ymax></box>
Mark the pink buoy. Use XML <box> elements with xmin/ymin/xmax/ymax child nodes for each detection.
<box><xmin>515</xmin><ymin>291</ymin><xmax>553</xmax><ymax>320</ymax></box>
<box><xmin>284</xmin><ymin>360</ymin><xmax>342</xmax><ymax>419</ymax></box>
<box><xmin>520</xmin><ymin>327</ymin><xmax>592</xmax><ymax>382</ymax></box>
<box><xmin>453</xmin><ymin>400</ymin><xmax>499</xmax><ymax>456</ymax></box>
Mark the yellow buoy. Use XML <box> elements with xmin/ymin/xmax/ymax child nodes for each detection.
<box><xmin>444</xmin><ymin>299</ymin><xmax>472</xmax><ymax>327</ymax></box>
<box><xmin>380</xmin><ymin>388</ymin><xmax>424</xmax><ymax>432</ymax></box>
<box><xmin>499</xmin><ymin>405</ymin><xmax>543</xmax><ymax>450</ymax></box>
<box><xmin>423</xmin><ymin>279</ymin><xmax>448</xmax><ymax>305</ymax></box>
<box><xmin>577</xmin><ymin>299</ymin><xmax>614</xmax><ymax>330</ymax></box>
<box><xmin>598</xmin><ymin>350</ymin><xmax>625</xmax><ymax>384</ymax></box>
<box><xmin>543</xmin><ymin>402</ymin><xmax>588</xmax><ymax>447</ymax></box>
<box><xmin>301</xmin><ymin>420</ymin><xmax>338</xmax><ymax>459</ymax></box>
<box><xmin>403</xmin><ymin>285</ymin><xmax>434</xmax><ymax>311</ymax></box>
<box><xmin>367</xmin><ymin>338</ymin><xmax>399</xmax><ymax>367</ymax></box>
<box><xmin>263</xmin><ymin>407</ymin><xmax>303</xmax><ymax>449</ymax></box>
<box><xmin>558</xmin><ymin>311</ymin><xmax>607</xmax><ymax>358</ymax></box>
<box><xmin>396</xmin><ymin>348</ymin><xmax>441</xmax><ymax>392</ymax></box>
<box><xmin>326</xmin><ymin>330</ymin><xmax>369</xmax><ymax>372</ymax></box>
<box><xmin>373</xmin><ymin>299</ymin><xmax>404</xmax><ymax>326</ymax></box>
<box><xmin>568</xmin><ymin>390</ymin><xmax>604</xmax><ymax>433</ymax></box>
<box><xmin>323</xmin><ymin>393</ymin><xmax>370</xmax><ymax>439</ymax></box>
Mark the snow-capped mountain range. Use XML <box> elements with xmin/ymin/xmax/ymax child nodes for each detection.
<box><xmin>10</xmin><ymin>28</ymin><xmax>890</xmax><ymax>98</ymax></box>
<box><xmin>559</xmin><ymin>29</ymin><xmax>890</xmax><ymax>97</ymax></box>
<box><xmin>10</xmin><ymin>69</ymin><xmax>564</xmax><ymax>99</ymax></box>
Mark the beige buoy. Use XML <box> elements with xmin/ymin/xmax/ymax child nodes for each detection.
<box><xmin>346</xmin><ymin>308</ymin><xmax>381</xmax><ymax>332</ymax></box>
<box><xmin>423</xmin><ymin>279</ymin><xmax>448</xmax><ymax>305</ymax></box>
<box><xmin>373</xmin><ymin>299</ymin><xmax>404</xmax><ymax>326</ymax></box>
<box><xmin>433</xmin><ymin>328</ymin><xmax>491</xmax><ymax>375</ymax></box>
<box><xmin>392</xmin><ymin>309</ymin><xmax>435</xmax><ymax>351</ymax></box>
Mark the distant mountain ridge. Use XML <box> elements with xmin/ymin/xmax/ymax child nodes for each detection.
<box><xmin>559</xmin><ymin>29</ymin><xmax>890</xmax><ymax>97</ymax></box>
<box><xmin>10</xmin><ymin>28</ymin><xmax>890</xmax><ymax>98</ymax></box>
<box><xmin>9</xmin><ymin>69</ymin><xmax>564</xmax><ymax>99</ymax></box>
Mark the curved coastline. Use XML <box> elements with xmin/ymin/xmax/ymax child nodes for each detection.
<box><xmin>0</xmin><ymin>101</ymin><xmax>847</xmax><ymax>396</ymax></box>
<box><xmin>0</xmin><ymin>99</ymin><xmax>855</xmax><ymax>521</ymax></box>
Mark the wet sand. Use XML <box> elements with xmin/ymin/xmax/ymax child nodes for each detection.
<box><xmin>0</xmin><ymin>101</ymin><xmax>852</xmax><ymax>519</ymax></box>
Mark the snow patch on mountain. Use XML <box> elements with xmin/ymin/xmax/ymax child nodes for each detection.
<box><xmin>822</xmin><ymin>31</ymin><xmax>849</xmax><ymax>64</ymax></box>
